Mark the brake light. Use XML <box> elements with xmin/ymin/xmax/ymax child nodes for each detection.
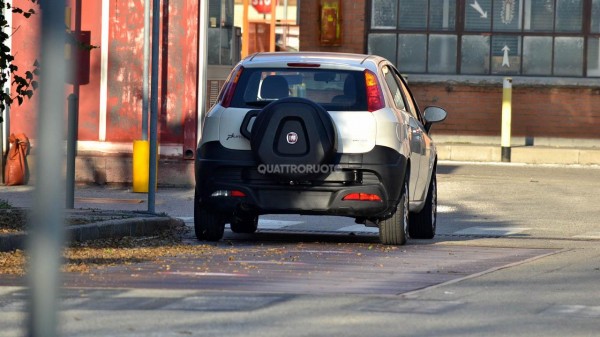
<box><xmin>219</xmin><ymin>66</ymin><xmax>244</xmax><ymax>108</ymax></box>
<box><xmin>364</xmin><ymin>70</ymin><xmax>385</xmax><ymax>112</ymax></box>
<box><xmin>230</xmin><ymin>190</ymin><xmax>246</xmax><ymax>197</ymax></box>
<box><xmin>287</xmin><ymin>63</ymin><xmax>321</xmax><ymax>68</ymax></box>
<box><xmin>342</xmin><ymin>193</ymin><xmax>382</xmax><ymax>201</ymax></box>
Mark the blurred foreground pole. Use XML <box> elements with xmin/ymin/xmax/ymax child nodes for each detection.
<box><xmin>501</xmin><ymin>77</ymin><xmax>512</xmax><ymax>162</ymax></box>
<box><xmin>27</xmin><ymin>1</ymin><xmax>69</xmax><ymax>337</ymax></box>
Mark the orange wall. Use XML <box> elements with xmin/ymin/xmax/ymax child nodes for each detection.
<box><xmin>7</xmin><ymin>0</ymin><xmax>41</xmax><ymax>138</ymax></box>
<box><xmin>8</xmin><ymin>0</ymin><xmax>199</xmax><ymax>145</ymax></box>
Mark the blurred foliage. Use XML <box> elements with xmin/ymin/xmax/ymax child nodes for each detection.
<box><xmin>1</xmin><ymin>0</ymin><xmax>39</xmax><ymax>122</ymax></box>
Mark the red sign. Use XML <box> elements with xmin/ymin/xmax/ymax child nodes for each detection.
<box><xmin>251</xmin><ymin>0</ymin><xmax>277</xmax><ymax>14</ymax></box>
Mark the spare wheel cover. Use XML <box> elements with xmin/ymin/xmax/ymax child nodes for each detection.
<box><xmin>250</xmin><ymin>97</ymin><xmax>336</xmax><ymax>179</ymax></box>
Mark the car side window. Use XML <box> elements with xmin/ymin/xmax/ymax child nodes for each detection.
<box><xmin>382</xmin><ymin>66</ymin><xmax>406</xmax><ymax>111</ymax></box>
<box><xmin>393</xmin><ymin>71</ymin><xmax>422</xmax><ymax>123</ymax></box>
<box><xmin>391</xmin><ymin>68</ymin><xmax>426</xmax><ymax>125</ymax></box>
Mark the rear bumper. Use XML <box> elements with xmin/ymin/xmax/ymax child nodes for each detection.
<box><xmin>195</xmin><ymin>141</ymin><xmax>407</xmax><ymax>218</ymax></box>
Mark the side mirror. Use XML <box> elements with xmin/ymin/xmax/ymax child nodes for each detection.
<box><xmin>424</xmin><ymin>106</ymin><xmax>447</xmax><ymax>124</ymax></box>
<box><xmin>423</xmin><ymin>106</ymin><xmax>447</xmax><ymax>132</ymax></box>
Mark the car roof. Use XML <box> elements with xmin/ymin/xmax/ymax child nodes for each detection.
<box><xmin>240</xmin><ymin>52</ymin><xmax>387</xmax><ymax>71</ymax></box>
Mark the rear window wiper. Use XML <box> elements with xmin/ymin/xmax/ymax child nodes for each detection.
<box><xmin>244</xmin><ymin>100</ymin><xmax>274</xmax><ymax>107</ymax></box>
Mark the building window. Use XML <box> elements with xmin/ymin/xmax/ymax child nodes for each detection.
<box><xmin>367</xmin><ymin>0</ymin><xmax>600</xmax><ymax>77</ymax></box>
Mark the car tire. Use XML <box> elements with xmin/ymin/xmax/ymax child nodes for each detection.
<box><xmin>379</xmin><ymin>179</ymin><xmax>409</xmax><ymax>245</ymax></box>
<box><xmin>409</xmin><ymin>170</ymin><xmax>437</xmax><ymax>239</ymax></box>
<box><xmin>230</xmin><ymin>213</ymin><xmax>259</xmax><ymax>234</ymax></box>
<box><xmin>194</xmin><ymin>191</ymin><xmax>225</xmax><ymax>241</ymax></box>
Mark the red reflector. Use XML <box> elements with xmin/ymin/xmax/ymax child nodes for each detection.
<box><xmin>364</xmin><ymin>70</ymin><xmax>385</xmax><ymax>112</ymax></box>
<box><xmin>342</xmin><ymin>193</ymin><xmax>382</xmax><ymax>201</ymax></box>
<box><xmin>287</xmin><ymin>62</ymin><xmax>321</xmax><ymax>68</ymax></box>
<box><xmin>231</xmin><ymin>190</ymin><xmax>246</xmax><ymax>197</ymax></box>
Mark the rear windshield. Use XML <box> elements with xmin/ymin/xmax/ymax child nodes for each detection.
<box><xmin>229</xmin><ymin>68</ymin><xmax>367</xmax><ymax>111</ymax></box>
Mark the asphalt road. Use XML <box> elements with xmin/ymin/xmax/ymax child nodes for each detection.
<box><xmin>2</xmin><ymin>162</ymin><xmax>600</xmax><ymax>336</ymax></box>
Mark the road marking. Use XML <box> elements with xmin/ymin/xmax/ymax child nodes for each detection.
<box><xmin>158</xmin><ymin>271</ymin><xmax>249</xmax><ymax>277</ymax></box>
<box><xmin>115</xmin><ymin>289</ymin><xmax>201</xmax><ymax>298</ymax></box>
<box><xmin>258</xmin><ymin>219</ymin><xmax>304</xmax><ymax>229</ymax></box>
<box><xmin>0</xmin><ymin>286</ymin><xmax>23</xmax><ymax>296</ymax></box>
<box><xmin>178</xmin><ymin>217</ymin><xmax>304</xmax><ymax>229</ymax></box>
<box><xmin>453</xmin><ymin>226</ymin><xmax>530</xmax><ymax>236</ymax></box>
<box><xmin>541</xmin><ymin>304</ymin><xmax>600</xmax><ymax>318</ymax></box>
<box><xmin>572</xmin><ymin>232</ymin><xmax>600</xmax><ymax>239</ymax></box>
<box><xmin>76</xmin><ymin>197</ymin><xmax>144</xmax><ymax>204</ymax></box>
<box><xmin>438</xmin><ymin>205</ymin><xmax>457</xmax><ymax>213</ymax></box>
<box><xmin>337</xmin><ymin>224</ymin><xmax>379</xmax><ymax>233</ymax></box>
<box><xmin>230</xmin><ymin>260</ymin><xmax>307</xmax><ymax>265</ymax></box>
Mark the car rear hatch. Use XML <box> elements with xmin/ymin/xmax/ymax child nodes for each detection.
<box><xmin>217</xmin><ymin>64</ymin><xmax>380</xmax><ymax>154</ymax></box>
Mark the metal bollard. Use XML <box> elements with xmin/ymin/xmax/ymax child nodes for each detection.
<box><xmin>66</xmin><ymin>93</ymin><xmax>79</xmax><ymax>208</ymax></box>
<box><xmin>501</xmin><ymin>77</ymin><xmax>512</xmax><ymax>162</ymax></box>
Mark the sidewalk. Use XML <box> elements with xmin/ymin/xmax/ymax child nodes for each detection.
<box><xmin>437</xmin><ymin>143</ymin><xmax>600</xmax><ymax>165</ymax></box>
<box><xmin>433</xmin><ymin>135</ymin><xmax>600</xmax><ymax>165</ymax></box>
<box><xmin>0</xmin><ymin>185</ymin><xmax>189</xmax><ymax>252</ymax></box>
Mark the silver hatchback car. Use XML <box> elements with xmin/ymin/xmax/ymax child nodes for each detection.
<box><xmin>195</xmin><ymin>52</ymin><xmax>447</xmax><ymax>245</ymax></box>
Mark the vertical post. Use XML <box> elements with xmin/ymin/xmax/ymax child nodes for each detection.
<box><xmin>242</xmin><ymin>0</ymin><xmax>249</xmax><ymax>58</ymax></box>
<box><xmin>133</xmin><ymin>0</ymin><xmax>151</xmax><ymax>193</ymax></box>
<box><xmin>269</xmin><ymin>0</ymin><xmax>276</xmax><ymax>52</ymax></box>
<box><xmin>1</xmin><ymin>88</ymin><xmax>7</xmax><ymax>184</ymax></box>
<box><xmin>142</xmin><ymin>0</ymin><xmax>150</xmax><ymax>140</ymax></box>
<box><xmin>99</xmin><ymin>0</ymin><xmax>109</xmax><ymax>141</ymax></box>
<box><xmin>197</xmin><ymin>0</ymin><xmax>209</xmax><ymax>140</ymax></box>
<box><xmin>27</xmin><ymin>1</ymin><xmax>69</xmax><ymax>336</ymax></box>
<box><xmin>148</xmin><ymin>0</ymin><xmax>160</xmax><ymax>213</ymax></box>
<box><xmin>501</xmin><ymin>77</ymin><xmax>512</xmax><ymax>162</ymax></box>
<box><xmin>66</xmin><ymin>94</ymin><xmax>79</xmax><ymax>209</ymax></box>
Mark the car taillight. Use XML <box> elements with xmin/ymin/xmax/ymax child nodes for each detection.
<box><xmin>342</xmin><ymin>193</ymin><xmax>382</xmax><ymax>201</ymax></box>
<box><xmin>364</xmin><ymin>70</ymin><xmax>384</xmax><ymax>112</ymax></box>
<box><xmin>211</xmin><ymin>190</ymin><xmax>246</xmax><ymax>197</ymax></box>
<box><xmin>219</xmin><ymin>66</ymin><xmax>244</xmax><ymax>108</ymax></box>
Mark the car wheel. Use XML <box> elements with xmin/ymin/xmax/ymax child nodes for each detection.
<box><xmin>379</xmin><ymin>179</ymin><xmax>409</xmax><ymax>245</ymax></box>
<box><xmin>194</xmin><ymin>191</ymin><xmax>225</xmax><ymax>241</ymax></box>
<box><xmin>230</xmin><ymin>213</ymin><xmax>259</xmax><ymax>234</ymax></box>
<box><xmin>409</xmin><ymin>170</ymin><xmax>437</xmax><ymax>239</ymax></box>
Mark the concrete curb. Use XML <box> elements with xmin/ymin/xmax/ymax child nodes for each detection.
<box><xmin>437</xmin><ymin>144</ymin><xmax>600</xmax><ymax>166</ymax></box>
<box><xmin>0</xmin><ymin>216</ymin><xmax>184</xmax><ymax>252</ymax></box>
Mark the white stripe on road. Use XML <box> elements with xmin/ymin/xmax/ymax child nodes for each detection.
<box><xmin>438</xmin><ymin>205</ymin><xmax>457</xmax><ymax>213</ymax></box>
<box><xmin>258</xmin><ymin>219</ymin><xmax>304</xmax><ymax>229</ymax></box>
<box><xmin>453</xmin><ymin>226</ymin><xmax>530</xmax><ymax>236</ymax></box>
<box><xmin>337</xmin><ymin>225</ymin><xmax>379</xmax><ymax>233</ymax></box>
<box><xmin>572</xmin><ymin>232</ymin><xmax>600</xmax><ymax>239</ymax></box>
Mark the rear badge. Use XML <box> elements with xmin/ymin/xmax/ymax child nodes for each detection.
<box><xmin>286</xmin><ymin>132</ymin><xmax>298</xmax><ymax>144</ymax></box>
